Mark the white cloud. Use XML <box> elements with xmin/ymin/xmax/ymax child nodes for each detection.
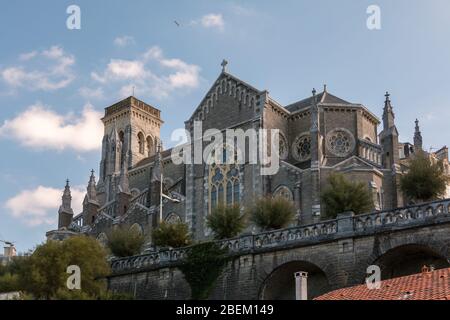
<box><xmin>200</xmin><ymin>14</ymin><xmax>225</xmax><ymax>30</ymax></box>
<box><xmin>5</xmin><ymin>185</ymin><xmax>85</xmax><ymax>227</ymax></box>
<box><xmin>190</xmin><ymin>13</ymin><xmax>225</xmax><ymax>31</ymax></box>
<box><xmin>0</xmin><ymin>103</ymin><xmax>103</xmax><ymax>152</ymax></box>
<box><xmin>91</xmin><ymin>46</ymin><xmax>200</xmax><ymax>100</ymax></box>
<box><xmin>19</xmin><ymin>51</ymin><xmax>38</xmax><ymax>61</ymax></box>
<box><xmin>79</xmin><ymin>87</ymin><xmax>105</xmax><ymax>100</ymax></box>
<box><xmin>1</xmin><ymin>46</ymin><xmax>75</xmax><ymax>91</ymax></box>
<box><xmin>114</xmin><ymin>35</ymin><xmax>135</xmax><ymax>47</ymax></box>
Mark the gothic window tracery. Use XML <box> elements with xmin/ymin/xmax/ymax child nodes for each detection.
<box><xmin>130</xmin><ymin>223</ymin><xmax>143</xmax><ymax>235</ymax></box>
<box><xmin>279</xmin><ymin>133</ymin><xmax>288</xmax><ymax>160</ymax></box>
<box><xmin>292</xmin><ymin>133</ymin><xmax>312</xmax><ymax>162</ymax></box>
<box><xmin>165</xmin><ymin>213</ymin><xmax>182</xmax><ymax>224</ymax></box>
<box><xmin>326</xmin><ymin>128</ymin><xmax>355</xmax><ymax>157</ymax></box>
<box><xmin>273</xmin><ymin>185</ymin><xmax>293</xmax><ymax>201</ymax></box>
<box><xmin>208</xmin><ymin>159</ymin><xmax>241</xmax><ymax>213</ymax></box>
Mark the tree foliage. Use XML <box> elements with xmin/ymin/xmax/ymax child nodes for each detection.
<box><xmin>400</xmin><ymin>152</ymin><xmax>449</xmax><ymax>203</ymax></box>
<box><xmin>321</xmin><ymin>173</ymin><xmax>374</xmax><ymax>219</ymax></box>
<box><xmin>106</xmin><ymin>225</ymin><xmax>146</xmax><ymax>258</ymax></box>
<box><xmin>179</xmin><ymin>242</ymin><xmax>229</xmax><ymax>300</ymax></box>
<box><xmin>152</xmin><ymin>221</ymin><xmax>192</xmax><ymax>248</ymax></box>
<box><xmin>206</xmin><ymin>204</ymin><xmax>246</xmax><ymax>240</ymax></box>
<box><xmin>249</xmin><ymin>196</ymin><xmax>296</xmax><ymax>231</ymax></box>
<box><xmin>0</xmin><ymin>236</ymin><xmax>110</xmax><ymax>300</ymax></box>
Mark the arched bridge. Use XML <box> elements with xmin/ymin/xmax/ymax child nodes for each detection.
<box><xmin>108</xmin><ymin>199</ymin><xmax>450</xmax><ymax>300</ymax></box>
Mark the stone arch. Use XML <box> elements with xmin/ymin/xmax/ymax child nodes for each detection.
<box><xmin>273</xmin><ymin>185</ymin><xmax>293</xmax><ymax>201</ymax></box>
<box><xmin>130</xmin><ymin>223</ymin><xmax>143</xmax><ymax>236</ymax></box>
<box><xmin>165</xmin><ymin>213</ymin><xmax>182</xmax><ymax>224</ymax></box>
<box><xmin>138</xmin><ymin>132</ymin><xmax>145</xmax><ymax>154</ymax></box>
<box><xmin>146</xmin><ymin>135</ymin><xmax>154</xmax><ymax>156</ymax></box>
<box><xmin>96</xmin><ymin>232</ymin><xmax>108</xmax><ymax>247</ymax></box>
<box><xmin>370</xmin><ymin>243</ymin><xmax>449</xmax><ymax>281</ymax></box>
<box><xmin>259</xmin><ymin>260</ymin><xmax>331</xmax><ymax>300</ymax></box>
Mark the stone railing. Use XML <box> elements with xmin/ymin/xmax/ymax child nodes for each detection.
<box><xmin>111</xmin><ymin>220</ymin><xmax>339</xmax><ymax>273</ymax></box>
<box><xmin>110</xmin><ymin>198</ymin><xmax>450</xmax><ymax>274</ymax></box>
<box><xmin>353</xmin><ymin>198</ymin><xmax>450</xmax><ymax>232</ymax></box>
<box><xmin>358</xmin><ymin>139</ymin><xmax>382</xmax><ymax>165</ymax></box>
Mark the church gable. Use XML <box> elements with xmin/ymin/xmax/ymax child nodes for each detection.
<box><xmin>330</xmin><ymin>156</ymin><xmax>383</xmax><ymax>175</ymax></box>
<box><xmin>187</xmin><ymin>66</ymin><xmax>263</xmax><ymax>132</ymax></box>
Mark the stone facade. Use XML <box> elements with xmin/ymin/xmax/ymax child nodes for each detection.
<box><xmin>46</xmin><ymin>63</ymin><xmax>450</xmax><ymax>249</ymax></box>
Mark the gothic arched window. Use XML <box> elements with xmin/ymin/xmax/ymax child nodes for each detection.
<box><xmin>138</xmin><ymin>132</ymin><xmax>145</xmax><ymax>154</ymax></box>
<box><xmin>147</xmin><ymin>136</ymin><xmax>154</xmax><ymax>156</ymax></box>
<box><xmin>208</xmin><ymin>161</ymin><xmax>241</xmax><ymax>213</ymax></box>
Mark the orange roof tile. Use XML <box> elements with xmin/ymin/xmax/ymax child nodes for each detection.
<box><xmin>315</xmin><ymin>267</ymin><xmax>450</xmax><ymax>300</ymax></box>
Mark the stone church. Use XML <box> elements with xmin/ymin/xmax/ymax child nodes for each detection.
<box><xmin>46</xmin><ymin>61</ymin><xmax>450</xmax><ymax>246</ymax></box>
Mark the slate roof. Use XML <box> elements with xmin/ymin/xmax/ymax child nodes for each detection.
<box><xmin>285</xmin><ymin>90</ymin><xmax>353</xmax><ymax>113</ymax></box>
<box><xmin>134</xmin><ymin>148</ymin><xmax>173</xmax><ymax>168</ymax></box>
<box><xmin>315</xmin><ymin>267</ymin><xmax>450</xmax><ymax>300</ymax></box>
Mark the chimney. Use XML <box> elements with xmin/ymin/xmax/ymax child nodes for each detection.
<box><xmin>294</xmin><ymin>271</ymin><xmax>308</xmax><ymax>300</ymax></box>
<box><xmin>3</xmin><ymin>245</ymin><xmax>16</xmax><ymax>258</ymax></box>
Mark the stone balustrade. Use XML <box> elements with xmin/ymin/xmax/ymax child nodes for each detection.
<box><xmin>353</xmin><ymin>198</ymin><xmax>450</xmax><ymax>232</ymax></box>
<box><xmin>358</xmin><ymin>139</ymin><xmax>382</xmax><ymax>165</ymax></box>
<box><xmin>110</xmin><ymin>198</ymin><xmax>450</xmax><ymax>274</ymax></box>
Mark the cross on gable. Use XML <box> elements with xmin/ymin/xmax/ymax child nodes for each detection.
<box><xmin>221</xmin><ymin>59</ymin><xmax>228</xmax><ymax>72</ymax></box>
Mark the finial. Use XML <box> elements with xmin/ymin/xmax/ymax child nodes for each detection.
<box><xmin>385</xmin><ymin>91</ymin><xmax>390</xmax><ymax>100</ymax></box>
<box><xmin>66</xmin><ymin>179</ymin><xmax>70</xmax><ymax>187</ymax></box>
<box><xmin>312</xmin><ymin>88</ymin><xmax>316</xmax><ymax>96</ymax></box>
<box><xmin>91</xmin><ymin>169</ymin><xmax>95</xmax><ymax>176</ymax></box>
<box><xmin>221</xmin><ymin>59</ymin><xmax>228</xmax><ymax>72</ymax></box>
<box><xmin>323</xmin><ymin>84</ymin><xmax>327</xmax><ymax>92</ymax></box>
<box><xmin>157</xmin><ymin>142</ymin><xmax>162</xmax><ymax>153</ymax></box>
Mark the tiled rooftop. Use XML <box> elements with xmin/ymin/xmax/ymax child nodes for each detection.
<box><xmin>315</xmin><ymin>267</ymin><xmax>450</xmax><ymax>300</ymax></box>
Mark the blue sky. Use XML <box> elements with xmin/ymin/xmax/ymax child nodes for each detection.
<box><xmin>1</xmin><ymin>0</ymin><xmax>450</xmax><ymax>253</ymax></box>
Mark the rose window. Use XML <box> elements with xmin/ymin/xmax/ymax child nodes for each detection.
<box><xmin>292</xmin><ymin>134</ymin><xmax>311</xmax><ymax>161</ymax></box>
<box><xmin>326</xmin><ymin>129</ymin><xmax>355</xmax><ymax>157</ymax></box>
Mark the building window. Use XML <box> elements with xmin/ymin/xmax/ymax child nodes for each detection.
<box><xmin>147</xmin><ymin>136</ymin><xmax>154</xmax><ymax>156</ymax></box>
<box><xmin>138</xmin><ymin>132</ymin><xmax>145</xmax><ymax>154</ymax></box>
<box><xmin>273</xmin><ymin>185</ymin><xmax>293</xmax><ymax>201</ymax></box>
<box><xmin>279</xmin><ymin>133</ymin><xmax>288</xmax><ymax>160</ymax></box>
<box><xmin>326</xmin><ymin>128</ymin><xmax>355</xmax><ymax>157</ymax></box>
<box><xmin>165</xmin><ymin>213</ymin><xmax>182</xmax><ymax>224</ymax></box>
<box><xmin>208</xmin><ymin>162</ymin><xmax>240</xmax><ymax>213</ymax></box>
<box><xmin>292</xmin><ymin>133</ymin><xmax>312</xmax><ymax>162</ymax></box>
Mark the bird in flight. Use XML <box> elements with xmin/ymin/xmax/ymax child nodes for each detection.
<box><xmin>174</xmin><ymin>20</ymin><xmax>180</xmax><ymax>27</ymax></box>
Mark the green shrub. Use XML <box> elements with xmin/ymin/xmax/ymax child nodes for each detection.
<box><xmin>0</xmin><ymin>273</ymin><xmax>20</xmax><ymax>293</ymax></box>
<box><xmin>11</xmin><ymin>236</ymin><xmax>110</xmax><ymax>300</ymax></box>
<box><xmin>179</xmin><ymin>242</ymin><xmax>229</xmax><ymax>300</ymax></box>
<box><xmin>106</xmin><ymin>225</ymin><xmax>146</xmax><ymax>257</ymax></box>
<box><xmin>321</xmin><ymin>173</ymin><xmax>374</xmax><ymax>219</ymax></box>
<box><xmin>206</xmin><ymin>204</ymin><xmax>246</xmax><ymax>239</ymax></box>
<box><xmin>152</xmin><ymin>222</ymin><xmax>192</xmax><ymax>248</ymax></box>
<box><xmin>249</xmin><ymin>196</ymin><xmax>296</xmax><ymax>231</ymax></box>
<box><xmin>400</xmin><ymin>152</ymin><xmax>449</xmax><ymax>203</ymax></box>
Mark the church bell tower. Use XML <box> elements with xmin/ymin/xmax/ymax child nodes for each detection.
<box><xmin>97</xmin><ymin>96</ymin><xmax>163</xmax><ymax>205</ymax></box>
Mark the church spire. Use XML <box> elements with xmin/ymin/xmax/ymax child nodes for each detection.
<box><xmin>87</xmin><ymin>170</ymin><xmax>98</xmax><ymax>203</ymax></box>
<box><xmin>383</xmin><ymin>91</ymin><xmax>395</xmax><ymax>130</ymax></box>
<box><xmin>58</xmin><ymin>179</ymin><xmax>74</xmax><ymax>229</ymax></box>
<box><xmin>62</xmin><ymin>179</ymin><xmax>72</xmax><ymax>210</ymax></box>
<box><xmin>414</xmin><ymin>118</ymin><xmax>423</xmax><ymax>151</ymax></box>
